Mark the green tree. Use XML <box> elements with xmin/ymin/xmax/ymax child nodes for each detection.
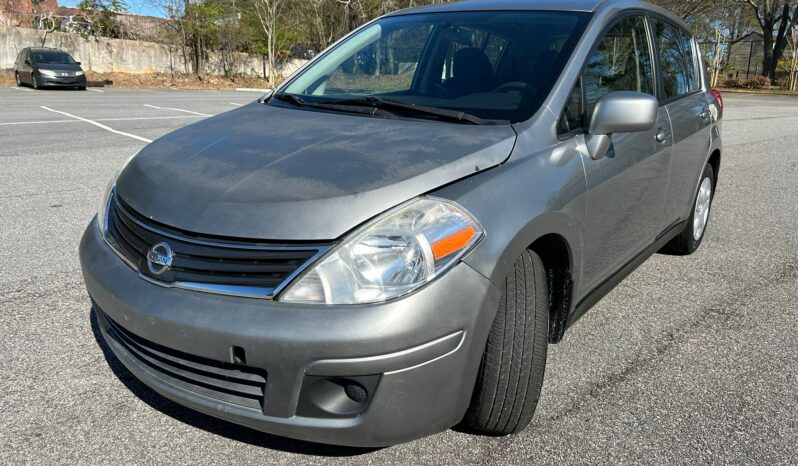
<box><xmin>181</xmin><ymin>0</ymin><xmax>224</xmax><ymax>78</ymax></box>
<box><xmin>76</xmin><ymin>0</ymin><xmax>126</xmax><ymax>38</ymax></box>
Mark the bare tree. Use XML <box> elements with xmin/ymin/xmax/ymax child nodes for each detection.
<box><xmin>706</xmin><ymin>22</ymin><xmax>728</xmax><ymax>85</ymax></box>
<box><xmin>784</xmin><ymin>29</ymin><xmax>798</xmax><ymax>89</ymax></box>
<box><xmin>252</xmin><ymin>0</ymin><xmax>287</xmax><ymax>86</ymax></box>
<box><xmin>37</xmin><ymin>11</ymin><xmax>58</xmax><ymax>46</ymax></box>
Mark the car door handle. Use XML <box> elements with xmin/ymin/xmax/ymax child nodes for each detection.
<box><xmin>656</xmin><ymin>129</ymin><xmax>670</xmax><ymax>143</ymax></box>
<box><xmin>700</xmin><ymin>108</ymin><xmax>711</xmax><ymax>120</ymax></box>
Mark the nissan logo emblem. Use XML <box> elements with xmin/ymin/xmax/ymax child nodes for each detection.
<box><xmin>146</xmin><ymin>242</ymin><xmax>173</xmax><ymax>276</ymax></box>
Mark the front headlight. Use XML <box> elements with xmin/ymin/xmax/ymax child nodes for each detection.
<box><xmin>39</xmin><ymin>69</ymin><xmax>56</xmax><ymax>77</ymax></box>
<box><xmin>97</xmin><ymin>152</ymin><xmax>139</xmax><ymax>235</ymax></box>
<box><xmin>75</xmin><ymin>70</ymin><xmax>84</xmax><ymax>76</ymax></box>
<box><xmin>280</xmin><ymin>197</ymin><xmax>484</xmax><ymax>304</ymax></box>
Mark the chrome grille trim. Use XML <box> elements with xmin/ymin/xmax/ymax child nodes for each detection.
<box><xmin>100</xmin><ymin>189</ymin><xmax>330</xmax><ymax>300</ymax></box>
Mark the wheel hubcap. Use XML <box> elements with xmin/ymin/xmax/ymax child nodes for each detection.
<box><xmin>693</xmin><ymin>177</ymin><xmax>712</xmax><ymax>241</ymax></box>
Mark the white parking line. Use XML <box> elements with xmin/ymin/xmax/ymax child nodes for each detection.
<box><xmin>229</xmin><ymin>103</ymin><xmax>244</xmax><ymax>107</ymax></box>
<box><xmin>39</xmin><ymin>106</ymin><xmax>153</xmax><ymax>143</ymax></box>
<box><xmin>89</xmin><ymin>88</ymin><xmax>104</xmax><ymax>93</ymax></box>
<box><xmin>144</xmin><ymin>104</ymin><xmax>212</xmax><ymax>117</ymax></box>
<box><xmin>10</xmin><ymin>86</ymin><xmax>32</xmax><ymax>92</ymax></box>
<box><xmin>0</xmin><ymin>115</ymin><xmax>204</xmax><ymax>127</ymax></box>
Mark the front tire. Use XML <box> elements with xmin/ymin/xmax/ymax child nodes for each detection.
<box><xmin>662</xmin><ymin>163</ymin><xmax>715</xmax><ymax>255</ymax></box>
<box><xmin>31</xmin><ymin>75</ymin><xmax>39</xmax><ymax>90</ymax></box>
<box><xmin>465</xmin><ymin>249</ymin><xmax>549</xmax><ymax>435</ymax></box>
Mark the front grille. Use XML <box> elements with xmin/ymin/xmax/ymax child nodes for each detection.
<box><xmin>105</xmin><ymin>191</ymin><xmax>328</xmax><ymax>298</ymax></box>
<box><xmin>100</xmin><ymin>310</ymin><xmax>267</xmax><ymax>411</ymax></box>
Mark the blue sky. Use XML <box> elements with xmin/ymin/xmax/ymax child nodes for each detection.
<box><xmin>58</xmin><ymin>0</ymin><xmax>166</xmax><ymax>18</ymax></box>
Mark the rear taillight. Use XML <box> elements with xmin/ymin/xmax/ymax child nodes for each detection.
<box><xmin>711</xmin><ymin>89</ymin><xmax>723</xmax><ymax>113</ymax></box>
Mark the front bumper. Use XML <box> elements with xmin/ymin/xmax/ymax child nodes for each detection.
<box><xmin>36</xmin><ymin>74</ymin><xmax>86</xmax><ymax>87</ymax></box>
<box><xmin>80</xmin><ymin>219</ymin><xmax>500</xmax><ymax>447</ymax></box>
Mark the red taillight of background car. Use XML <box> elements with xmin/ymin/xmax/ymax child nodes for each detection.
<box><xmin>711</xmin><ymin>89</ymin><xmax>723</xmax><ymax>113</ymax></box>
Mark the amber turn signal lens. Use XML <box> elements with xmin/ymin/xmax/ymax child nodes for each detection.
<box><xmin>431</xmin><ymin>226</ymin><xmax>477</xmax><ymax>260</ymax></box>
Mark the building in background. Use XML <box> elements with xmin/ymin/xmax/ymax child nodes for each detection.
<box><xmin>1</xmin><ymin>0</ymin><xmax>167</xmax><ymax>42</ymax></box>
<box><xmin>1</xmin><ymin>0</ymin><xmax>58</xmax><ymax>25</ymax></box>
<box><xmin>727</xmin><ymin>32</ymin><xmax>766</xmax><ymax>80</ymax></box>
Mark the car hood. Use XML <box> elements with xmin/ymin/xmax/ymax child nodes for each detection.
<box><xmin>36</xmin><ymin>63</ymin><xmax>82</xmax><ymax>71</ymax></box>
<box><xmin>116</xmin><ymin>102</ymin><xmax>516</xmax><ymax>240</ymax></box>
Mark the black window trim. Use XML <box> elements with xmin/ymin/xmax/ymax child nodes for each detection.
<box><xmin>557</xmin><ymin>9</ymin><xmax>658</xmax><ymax>139</ymax></box>
<box><xmin>557</xmin><ymin>76</ymin><xmax>586</xmax><ymax>140</ymax></box>
<box><xmin>646</xmin><ymin>12</ymin><xmax>704</xmax><ymax>106</ymax></box>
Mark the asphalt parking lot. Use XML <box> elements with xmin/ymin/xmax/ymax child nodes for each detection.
<box><xmin>1</xmin><ymin>87</ymin><xmax>796</xmax><ymax>464</ymax></box>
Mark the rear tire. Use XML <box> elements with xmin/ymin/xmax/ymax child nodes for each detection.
<box><xmin>661</xmin><ymin>163</ymin><xmax>715</xmax><ymax>255</ymax></box>
<box><xmin>465</xmin><ymin>249</ymin><xmax>549</xmax><ymax>435</ymax></box>
<box><xmin>15</xmin><ymin>72</ymin><xmax>22</xmax><ymax>87</ymax></box>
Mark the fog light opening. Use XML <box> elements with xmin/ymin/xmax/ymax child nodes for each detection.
<box><xmin>297</xmin><ymin>374</ymin><xmax>381</xmax><ymax>419</ymax></box>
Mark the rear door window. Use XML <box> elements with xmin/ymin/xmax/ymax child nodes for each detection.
<box><xmin>653</xmin><ymin>19</ymin><xmax>691</xmax><ymax>100</ymax></box>
<box><xmin>681</xmin><ymin>31</ymin><xmax>699</xmax><ymax>92</ymax></box>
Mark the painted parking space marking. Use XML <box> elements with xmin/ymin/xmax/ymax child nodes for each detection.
<box><xmin>144</xmin><ymin>104</ymin><xmax>212</xmax><ymax>117</ymax></box>
<box><xmin>10</xmin><ymin>86</ymin><xmax>32</xmax><ymax>92</ymax></box>
<box><xmin>229</xmin><ymin>103</ymin><xmax>244</xmax><ymax>107</ymax></box>
<box><xmin>0</xmin><ymin>114</ymin><xmax>204</xmax><ymax>127</ymax></box>
<box><xmin>39</xmin><ymin>106</ymin><xmax>153</xmax><ymax>143</ymax></box>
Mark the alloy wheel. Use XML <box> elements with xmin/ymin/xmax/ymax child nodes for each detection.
<box><xmin>693</xmin><ymin>177</ymin><xmax>712</xmax><ymax>241</ymax></box>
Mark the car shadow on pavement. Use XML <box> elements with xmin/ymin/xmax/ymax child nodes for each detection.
<box><xmin>88</xmin><ymin>308</ymin><xmax>380</xmax><ymax>457</ymax></box>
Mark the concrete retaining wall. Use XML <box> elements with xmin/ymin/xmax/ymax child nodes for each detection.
<box><xmin>0</xmin><ymin>25</ymin><xmax>305</xmax><ymax>77</ymax></box>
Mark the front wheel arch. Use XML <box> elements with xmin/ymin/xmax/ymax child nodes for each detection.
<box><xmin>528</xmin><ymin>234</ymin><xmax>574</xmax><ymax>343</ymax></box>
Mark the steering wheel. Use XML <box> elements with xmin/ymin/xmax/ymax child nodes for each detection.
<box><xmin>493</xmin><ymin>82</ymin><xmax>528</xmax><ymax>94</ymax></box>
<box><xmin>430</xmin><ymin>81</ymin><xmax>455</xmax><ymax>98</ymax></box>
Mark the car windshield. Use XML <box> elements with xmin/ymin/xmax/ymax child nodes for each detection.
<box><xmin>33</xmin><ymin>51</ymin><xmax>76</xmax><ymax>65</ymax></box>
<box><xmin>277</xmin><ymin>11</ymin><xmax>589</xmax><ymax>123</ymax></box>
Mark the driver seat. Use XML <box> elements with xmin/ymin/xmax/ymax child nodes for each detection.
<box><xmin>443</xmin><ymin>47</ymin><xmax>497</xmax><ymax>97</ymax></box>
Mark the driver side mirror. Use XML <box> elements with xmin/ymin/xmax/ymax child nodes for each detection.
<box><xmin>75</xmin><ymin>61</ymin><xmax>81</xmax><ymax>65</ymax></box>
<box><xmin>24</xmin><ymin>59</ymin><xmax>31</xmax><ymax>65</ymax></box>
<box><xmin>585</xmin><ymin>91</ymin><xmax>658</xmax><ymax>160</ymax></box>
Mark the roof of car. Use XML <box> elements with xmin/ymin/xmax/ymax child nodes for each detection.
<box><xmin>29</xmin><ymin>47</ymin><xmax>68</xmax><ymax>53</ymax></box>
<box><xmin>384</xmin><ymin>0</ymin><xmax>688</xmax><ymax>30</ymax></box>
<box><xmin>386</xmin><ymin>0</ymin><xmax>605</xmax><ymax>15</ymax></box>
<box><xmin>384</xmin><ymin>0</ymin><xmax>679</xmax><ymax>16</ymax></box>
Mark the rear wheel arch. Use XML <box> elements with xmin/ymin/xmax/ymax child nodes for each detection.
<box><xmin>707</xmin><ymin>149</ymin><xmax>721</xmax><ymax>189</ymax></box>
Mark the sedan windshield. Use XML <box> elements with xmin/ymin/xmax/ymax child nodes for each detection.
<box><xmin>278</xmin><ymin>11</ymin><xmax>589</xmax><ymax>123</ymax></box>
<box><xmin>33</xmin><ymin>51</ymin><xmax>76</xmax><ymax>65</ymax></box>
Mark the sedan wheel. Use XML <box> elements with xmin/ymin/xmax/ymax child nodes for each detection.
<box><xmin>15</xmin><ymin>72</ymin><xmax>21</xmax><ymax>87</ymax></box>
<box><xmin>465</xmin><ymin>249</ymin><xmax>549</xmax><ymax>435</ymax></box>
<box><xmin>661</xmin><ymin>163</ymin><xmax>715</xmax><ymax>255</ymax></box>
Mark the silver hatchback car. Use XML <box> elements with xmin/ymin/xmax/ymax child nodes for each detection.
<box><xmin>80</xmin><ymin>0</ymin><xmax>722</xmax><ymax>447</ymax></box>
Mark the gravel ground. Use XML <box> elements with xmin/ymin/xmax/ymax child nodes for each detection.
<box><xmin>0</xmin><ymin>88</ymin><xmax>796</xmax><ymax>465</ymax></box>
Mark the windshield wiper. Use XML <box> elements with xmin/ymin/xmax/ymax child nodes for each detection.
<box><xmin>270</xmin><ymin>92</ymin><xmax>306</xmax><ymax>106</ymax></box>
<box><xmin>269</xmin><ymin>92</ymin><xmax>390</xmax><ymax>116</ymax></box>
<box><xmin>321</xmin><ymin>96</ymin><xmax>495</xmax><ymax>125</ymax></box>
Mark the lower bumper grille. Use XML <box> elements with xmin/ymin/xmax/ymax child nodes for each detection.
<box><xmin>99</xmin><ymin>310</ymin><xmax>267</xmax><ymax>412</ymax></box>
